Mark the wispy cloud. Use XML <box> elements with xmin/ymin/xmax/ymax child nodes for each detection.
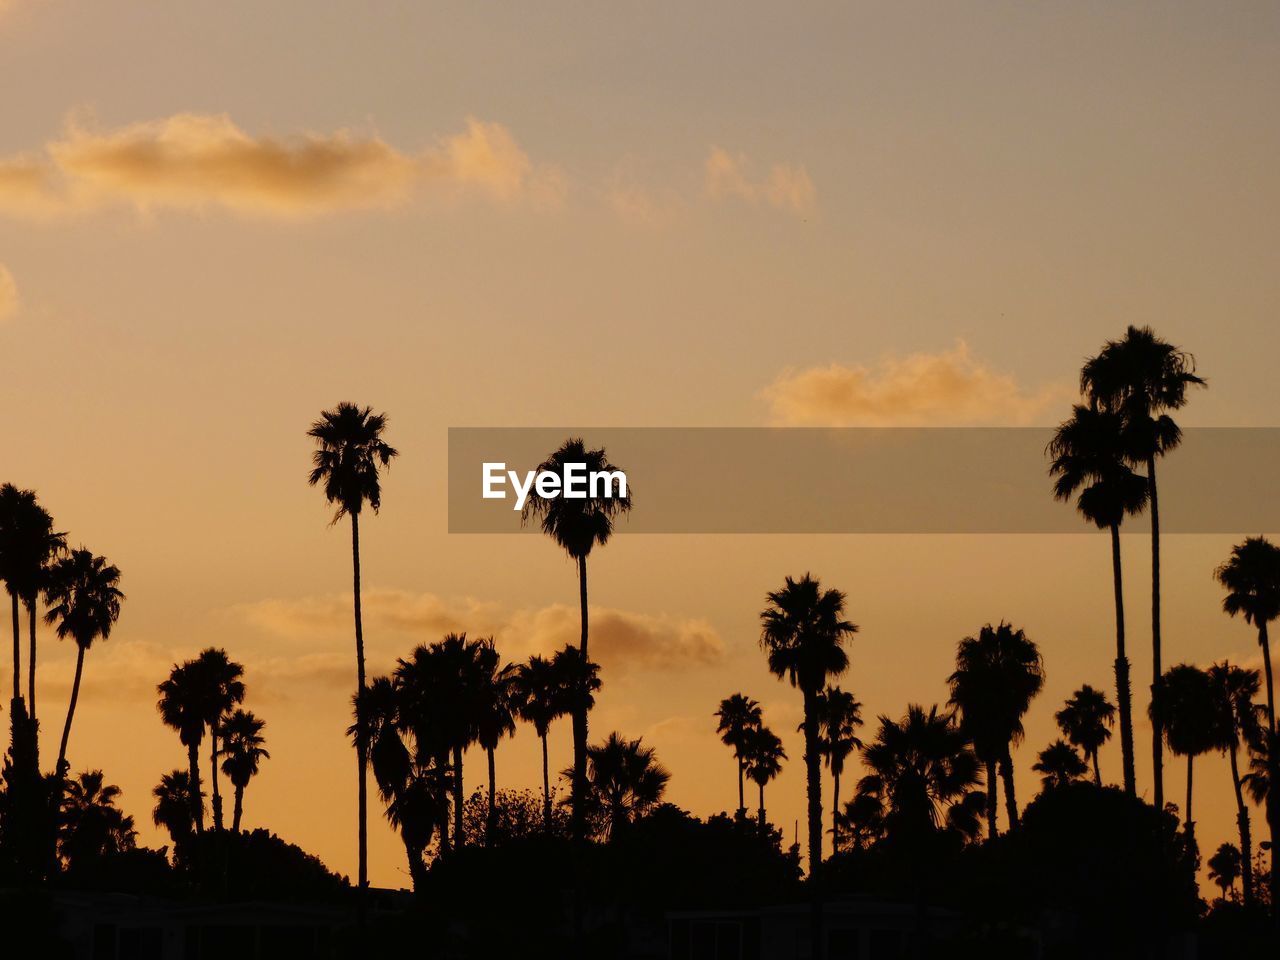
<box><xmin>0</xmin><ymin>264</ymin><xmax>16</xmax><ymax>321</ymax></box>
<box><xmin>0</xmin><ymin>114</ymin><xmax>566</xmax><ymax>219</ymax></box>
<box><xmin>761</xmin><ymin>341</ymin><xmax>1068</xmax><ymax>426</ymax></box>
<box><xmin>705</xmin><ymin>147</ymin><xmax>815</xmax><ymax>217</ymax></box>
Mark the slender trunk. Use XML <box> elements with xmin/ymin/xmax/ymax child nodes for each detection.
<box><xmin>1091</xmin><ymin>749</ymin><xmax>1101</xmax><ymax>787</ymax></box>
<box><xmin>571</xmin><ymin>554</ymin><xmax>589</xmax><ymax>845</ymax></box>
<box><xmin>10</xmin><ymin>592</ymin><xmax>19</xmax><ymax>703</ymax></box>
<box><xmin>1000</xmin><ymin>750</ymin><xmax>1019</xmax><ymax>831</ymax></box>
<box><xmin>541</xmin><ymin>731</ymin><xmax>552</xmax><ymax>828</ymax></box>
<box><xmin>210</xmin><ymin>730</ymin><xmax>223</xmax><ymax>831</ymax></box>
<box><xmin>1110</xmin><ymin>523</ymin><xmax>1137</xmax><ymax>796</ymax></box>
<box><xmin>56</xmin><ymin>644</ymin><xmax>85</xmax><ymax>776</ymax></box>
<box><xmin>452</xmin><ymin>744</ymin><xmax>465</xmax><ymax>848</ymax></box>
<box><xmin>1183</xmin><ymin>755</ymin><xmax>1196</xmax><ymax>861</ymax></box>
<box><xmin>802</xmin><ymin>686</ymin><xmax>825</xmax><ymax>960</ymax></box>
<box><xmin>188</xmin><ymin>741</ymin><xmax>204</xmax><ymax>835</ymax></box>
<box><xmin>737</xmin><ymin>756</ymin><xmax>745</xmax><ymax>816</ymax></box>
<box><xmin>351</xmin><ymin>512</ymin><xmax>368</xmax><ymax>895</ymax></box>
<box><xmin>984</xmin><ymin>760</ymin><xmax>999</xmax><ymax>840</ymax></box>
<box><xmin>27</xmin><ymin>601</ymin><xmax>36</xmax><ymax>726</ymax></box>
<box><xmin>436</xmin><ymin>750</ymin><xmax>451</xmax><ymax>855</ymax></box>
<box><xmin>758</xmin><ymin>781</ymin><xmax>765</xmax><ymax>830</ymax></box>
<box><xmin>232</xmin><ymin>784</ymin><xmax>244</xmax><ymax>833</ymax></box>
<box><xmin>831</xmin><ymin>766</ymin><xmax>840</xmax><ymax>854</ymax></box>
<box><xmin>486</xmin><ymin>745</ymin><xmax>497</xmax><ymax>843</ymax></box>
<box><xmin>404</xmin><ymin>836</ymin><xmax>427</xmax><ymax>892</ymax></box>
<box><xmin>1148</xmin><ymin>456</ymin><xmax>1164</xmax><ymax>813</ymax></box>
<box><xmin>1229</xmin><ymin>741</ymin><xmax>1254</xmax><ymax>907</ymax></box>
<box><xmin>1260</xmin><ymin>621</ymin><xmax>1276</xmax><ymax>737</ymax></box>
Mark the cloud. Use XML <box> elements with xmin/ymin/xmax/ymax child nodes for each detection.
<box><xmin>0</xmin><ymin>264</ymin><xmax>16</xmax><ymax>321</ymax></box>
<box><xmin>761</xmin><ymin>341</ymin><xmax>1068</xmax><ymax>426</ymax></box>
<box><xmin>0</xmin><ymin>114</ymin><xmax>565</xmax><ymax>218</ymax></box>
<box><xmin>236</xmin><ymin>589</ymin><xmax>726</xmax><ymax>674</ymax></box>
<box><xmin>705</xmin><ymin>147</ymin><xmax>815</xmax><ymax>216</ymax></box>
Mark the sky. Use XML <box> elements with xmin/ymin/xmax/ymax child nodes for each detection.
<box><xmin>1</xmin><ymin>1</ymin><xmax>1279</xmax><ymax>891</ymax></box>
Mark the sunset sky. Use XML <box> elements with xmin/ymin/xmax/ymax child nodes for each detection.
<box><xmin>1</xmin><ymin>1</ymin><xmax>1279</xmax><ymax>890</ymax></box>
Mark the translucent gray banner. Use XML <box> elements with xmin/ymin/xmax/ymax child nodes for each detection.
<box><xmin>447</xmin><ymin>428</ymin><xmax>1280</xmax><ymax>534</ymax></box>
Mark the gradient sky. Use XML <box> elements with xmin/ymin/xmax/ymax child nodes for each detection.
<box><xmin>1</xmin><ymin>1</ymin><xmax>1278</xmax><ymax>891</ymax></box>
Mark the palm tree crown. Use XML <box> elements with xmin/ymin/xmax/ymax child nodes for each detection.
<box><xmin>715</xmin><ymin>693</ymin><xmax>762</xmax><ymax>815</ymax></box>
<box><xmin>220</xmin><ymin>709</ymin><xmax>270</xmax><ymax>833</ymax></box>
<box><xmin>583</xmin><ymin>731</ymin><xmax>670</xmax><ymax>840</ymax></box>
<box><xmin>1055</xmin><ymin>685</ymin><xmax>1116</xmax><ymax>786</ymax></box>
<box><xmin>307</xmin><ymin>403</ymin><xmax>399</xmax><ymax>521</ymax></box>
<box><xmin>1033</xmin><ymin>741</ymin><xmax>1089</xmax><ymax>790</ymax></box>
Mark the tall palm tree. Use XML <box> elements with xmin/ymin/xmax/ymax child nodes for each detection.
<box><xmin>760</xmin><ymin>573</ymin><xmax>857</xmax><ymax>879</ymax></box>
<box><xmin>521</xmin><ymin>438</ymin><xmax>631</xmax><ymax>843</ymax></box>
<box><xmin>43</xmin><ymin>548</ymin><xmax>124</xmax><ymax>778</ymax></box>
<box><xmin>1033</xmin><ymin>740</ymin><xmax>1088</xmax><ymax>790</ymax></box>
<box><xmin>1082</xmin><ymin>326</ymin><xmax>1204</xmax><ymax>812</ymax></box>
<box><xmin>947</xmin><ymin>622</ymin><xmax>1044</xmax><ymax>836</ymax></box>
<box><xmin>1049</xmin><ymin>405</ymin><xmax>1148</xmax><ymax>796</ymax></box>
<box><xmin>742</xmin><ymin>724</ymin><xmax>786</xmax><ymax>829</ymax></box>
<box><xmin>219</xmin><ymin>709</ymin><xmax>269</xmax><ymax>833</ymax></box>
<box><xmin>472</xmin><ymin>639</ymin><xmax>518</xmax><ymax>842</ymax></box>
<box><xmin>1216</xmin><ymin>536</ymin><xmax>1280</xmax><ymax>736</ymax></box>
<box><xmin>431</xmin><ymin>632</ymin><xmax>481</xmax><ymax>848</ymax></box>
<box><xmin>1243</xmin><ymin>728</ymin><xmax>1279</xmax><ymax>917</ymax></box>
<box><xmin>1208</xmin><ymin>661</ymin><xmax>1262</xmax><ymax>907</ymax></box>
<box><xmin>152</xmin><ymin>769</ymin><xmax>201</xmax><ymax>856</ymax></box>
<box><xmin>715</xmin><ymin>693</ymin><xmax>762</xmax><ymax>817</ymax></box>
<box><xmin>307</xmin><ymin>401</ymin><xmax>398</xmax><ymax>894</ymax></box>
<box><xmin>191</xmin><ymin>647</ymin><xmax>245</xmax><ymax>832</ymax></box>
<box><xmin>393</xmin><ymin>643</ymin><xmax>458</xmax><ymax>855</ymax></box>
<box><xmin>157</xmin><ymin>662</ymin><xmax>209</xmax><ymax>835</ymax></box>
<box><xmin>1207</xmin><ymin>843</ymin><xmax>1242</xmax><ymax>903</ymax></box>
<box><xmin>1055</xmin><ymin>685</ymin><xmax>1116</xmax><ymax>786</ymax></box>
<box><xmin>1150</xmin><ymin>664</ymin><xmax>1219</xmax><ymax>856</ymax></box>
<box><xmin>583</xmin><ymin>732</ymin><xmax>670</xmax><ymax>840</ymax></box>
<box><xmin>0</xmin><ymin>483</ymin><xmax>35</xmax><ymax>707</ymax></box>
<box><xmin>511</xmin><ymin>653</ymin><xmax>569</xmax><ymax>827</ymax></box>
<box><xmin>814</xmin><ymin>686</ymin><xmax>863</xmax><ymax>852</ymax></box>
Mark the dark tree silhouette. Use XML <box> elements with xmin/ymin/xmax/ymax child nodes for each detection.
<box><xmin>59</xmin><ymin>771</ymin><xmax>136</xmax><ymax>872</ymax></box>
<box><xmin>219</xmin><ymin>709</ymin><xmax>269</xmax><ymax>833</ymax></box>
<box><xmin>1244</xmin><ymin>727</ymin><xmax>1280</xmax><ymax>921</ymax></box>
<box><xmin>1055</xmin><ymin>684</ymin><xmax>1116</xmax><ymax>786</ymax></box>
<box><xmin>152</xmin><ymin>768</ymin><xmax>201</xmax><ymax>855</ymax></box>
<box><xmin>741</xmin><ymin>724</ymin><xmax>786</xmax><ymax>829</ymax></box>
<box><xmin>1049</xmin><ymin>405</ymin><xmax>1148</xmax><ymax>796</ymax></box>
<box><xmin>948</xmin><ymin>622</ymin><xmax>1044</xmax><ymax>837</ymax></box>
<box><xmin>1208</xmin><ymin>661</ymin><xmax>1262</xmax><ymax>907</ymax></box>
<box><xmin>43</xmin><ymin>548</ymin><xmax>123</xmax><ymax>778</ymax></box>
<box><xmin>582</xmin><ymin>732</ymin><xmax>670</xmax><ymax>840</ymax></box>
<box><xmin>472</xmin><ymin>639</ymin><xmax>518</xmax><ymax>842</ymax></box>
<box><xmin>1216</xmin><ymin>536</ymin><xmax>1280</xmax><ymax>736</ymax></box>
<box><xmin>190</xmin><ymin>647</ymin><xmax>245</xmax><ymax>832</ymax></box>
<box><xmin>1208</xmin><ymin>842</ymin><xmax>1242</xmax><ymax>903</ymax></box>
<box><xmin>521</xmin><ymin>438</ymin><xmax>631</xmax><ymax>844</ymax></box>
<box><xmin>1150</xmin><ymin>663</ymin><xmax>1220</xmax><ymax>858</ymax></box>
<box><xmin>760</xmin><ymin>573</ymin><xmax>857</xmax><ymax>877</ymax></box>
<box><xmin>307</xmin><ymin>401</ymin><xmax>398</xmax><ymax>895</ymax></box>
<box><xmin>1082</xmin><ymin>326</ymin><xmax>1204</xmax><ymax>812</ymax></box>
<box><xmin>814</xmin><ymin>686</ymin><xmax>862</xmax><ymax>852</ymax></box>
<box><xmin>1033</xmin><ymin>740</ymin><xmax>1089</xmax><ymax>790</ymax></box>
<box><xmin>715</xmin><ymin>693</ymin><xmax>762</xmax><ymax>817</ymax></box>
<box><xmin>512</xmin><ymin>653</ymin><xmax>569</xmax><ymax>828</ymax></box>
<box><xmin>157</xmin><ymin>662</ymin><xmax>209</xmax><ymax>835</ymax></box>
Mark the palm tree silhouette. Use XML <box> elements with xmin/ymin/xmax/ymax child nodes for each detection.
<box><xmin>837</xmin><ymin>792</ymin><xmax>885</xmax><ymax>852</ymax></box>
<box><xmin>947</xmin><ymin>622</ymin><xmax>1044</xmax><ymax>837</ymax></box>
<box><xmin>760</xmin><ymin>573</ymin><xmax>857</xmax><ymax>878</ymax></box>
<box><xmin>1208</xmin><ymin>661</ymin><xmax>1262</xmax><ymax>907</ymax></box>
<box><xmin>741</xmin><ymin>724</ymin><xmax>786</xmax><ymax>829</ymax></box>
<box><xmin>1049</xmin><ymin>405</ymin><xmax>1148</xmax><ymax>796</ymax></box>
<box><xmin>1151</xmin><ymin>664</ymin><xmax>1220</xmax><ymax>855</ymax></box>
<box><xmin>715</xmin><ymin>693</ymin><xmax>762</xmax><ymax>817</ymax></box>
<box><xmin>1216</xmin><ymin>536</ymin><xmax>1280</xmax><ymax>736</ymax></box>
<box><xmin>43</xmin><ymin>548</ymin><xmax>123</xmax><ymax>778</ymax></box>
<box><xmin>393</xmin><ymin>643</ymin><xmax>459</xmax><ymax>855</ymax></box>
<box><xmin>472</xmin><ymin>639</ymin><xmax>518</xmax><ymax>842</ymax></box>
<box><xmin>583</xmin><ymin>732</ymin><xmax>670</xmax><ymax>840</ymax></box>
<box><xmin>1082</xmin><ymin>326</ymin><xmax>1204</xmax><ymax>812</ymax></box>
<box><xmin>1243</xmin><ymin>728</ymin><xmax>1279</xmax><ymax>922</ymax></box>
<box><xmin>307</xmin><ymin>401</ymin><xmax>398</xmax><ymax>894</ymax></box>
<box><xmin>158</xmin><ymin>662</ymin><xmax>209</xmax><ymax>835</ymax></box>
<box><xmin>512</xmin><ymin>654</ymin><xmax>568</xmax><ymax>827</ymax></box>
<box><xmin>434</xmin><ymin>632</ymin><xmax>480</xmax><ymax>848</ymax></box>
<box><xmin>1207</xmin><ymin>843</ymin><xmax>1242</xmax><ymax>903</ymax></box>
<box><xmin>60</xmin><ymin>770</ymin><xmax>136</xmax><ymax>870</ymax></box>
<box><xmin>219</xmin><ymin>709</ymin><xmax>269</xmax><ymax>833</ymax></box>
<box><xmin>152</xmin><ymin>768</ymin><xmax>201</xmax><ymax>855</ymax></box>
<box><xmin>1055</xmin><ymin>685</ymin><xmax>1116</xmax><ymax>786</ymax></box>
<box><xmin>1033</xmin><ymin>740</ymin><xmax>1088</xmax><ymax>790</ymax></box>
<box><xmin>521</xmin><ymin>438</ymin><xmax>631</xmax><ymax>844</ymax></box>
<box><xmin>191</xmin><ymin>647</ymin><xmax>245</xmax><ymax>832</ymax></box>
<box><xmin>814</xmin><ymin>686</ymin><xmax>863</xmax><ymax>852</ymax></box>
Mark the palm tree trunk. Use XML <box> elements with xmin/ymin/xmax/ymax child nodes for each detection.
<box><xmin>571</xmin><ymin>554</ymin><xmax>589</xmax><ymax>845</ymax></box>
<box><xmin>27</xmin><ymin>601</ymin><xmax>36</xmax><ymax>726</ymax></box>
<box><xmin>1183</xmin><ymin>755</ymin><xmax>1195</xmax><ymax>857</ymax></box>
<box><xmin>1260</xmin><ymin>621</ymin><xmax>1276</xmax><ymax>736</ymax></box>
<box><xmin>486</xmin><ymin>745</ymin><xmax>497</xmax><ymax>844</ymax></box>
<box><xmin>984</xmin><ymin>759</ymin><xmax>998</xmax><ymax>840</ymax></box>
<box><xmin>10</xmin><ymin>592</ymin><xmax>19</xmax><ymax>703</ymax></box>
<box><xmin>210</xmin><ymin>731</ymin><xmax>223</xmax><ymax>831</ymax></box>
<box><xmin>737</xmin><ymin>757</ymin><xmax>745</xmax><ymax>816</ymax></box>
<box><xmin>541</xmin><ymin>731</ymin><xmax>552</xmax><ymax>828</ymax></box>
<box><xmin>1110</xmin><ymin>523</ymin><xmax>1137</xmax><ymax>796</ymax></box>
<box><xmin>56</xmin><ymin>644</ymin><xmax>85</xmax><ymax>776</ymax></box>
<box><xmin>1148</xmin><ymin>456</ymin><xmax>1164</xmax><ymax>814</ymax></box>
<box><xmin>999</xmin><ymin>750</ymin><xmax>1019</xmax><ymax>830</ymax></box>
<box><xmin>1091</xmin><ymin>749</ymin><xmax>1101</xmax><ymax>787</ymax></box>
<box><xmin>232</xmin><ymin>784</ymin><xmax>244</xmax><ymax>833</ymax></box>
<box><xmin>452</xmin><ymin>743</ymin><xmax>465</xmax><ymax>847</ymax></box>
<box><xmin>802</xmin><ymin>687</ymin><xmax>823</xmax><ymax>877</ymax></box>
<box><xmin>831</xmin><ymin>766</ymin><xmax>840</xmax><ymax>854</ymax></box>
<box><xmin>1229</xmin><ymin>741</ymin><xmax>1253</xmax><ymax>907</ymax></box>
<box><xmin>351</xmin><ymin>512</ymin><xmax>369</xmax><ymax>894</ymax></box>
<box><xmin>436</xmin><ymin>750</ymin><xmax>451</xmax><ymax>854</ymax></box>
<box><xmin>758</xmin><ymin>781</ymin><xmax>766</xmax><ymax>830</ymax></box>
<box><xmin>188</xmin><ymin>741</ymin><xmax>204</xmax><ymax>835</ymax></box>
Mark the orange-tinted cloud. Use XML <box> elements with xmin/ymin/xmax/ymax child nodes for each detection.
<box><xmin>0</xmin><ymin>114</ymin><xmax>565</xmax><ymax>218</ymax></box>
<box><xmin>761</xmin><ymin>342</ymin><xmax>1067</xmax><ymax>426</ymax></box>
<box><xmin>705</xmin><ymin>147</ymin><xmax>815</xmax><ymax>216</ymax></box>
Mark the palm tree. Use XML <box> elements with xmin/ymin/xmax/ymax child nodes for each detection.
<box><xmin>1216</xmin><ymin>536</ymin><xmax>1280</xmax><ymax>736</ymax></box>
<box><xmin>1082</xmin><ymin>326</ymin><xmax>1204</xmax><ymax>812</ymax></box>
<box><xmin>815</xmin><ymin>687</ymin><xmax>863</xmax><ymax>852</ymax></box>
<box><xmin>1209</xmin><ymin>661</ymin><xmax>1263</xmax><ymax>907</ymax></box>
<box><xmin>472</xmin><ymin>639</ymin><xmax>518</xmax><ymax>842</ymax></box>
<box><xmin>760</xmin><ymin>573</ymin><xmax>857</xmax><ymax>877</ymax></box>
<box><xmin>59</xmin><ymin>770</ymin><xmax>136</xmax><ymax>871</ymax></box>
<box><xmin>521</xmin><ymin>438</ymin><xmax>631</xmax><ymax>843</ymax></box>
<box><xmin>152</xmin><ymin>769</ymin><xmax>201</xmax><ymax>855</ymax></box>
<box><xmin>157</xmin><ymin>662</ymin><xmax>209</xmax><ymax>835</ymax></box>
<box><xmin>947</xmin><ymin>622</ymin><xmax>1044</xmax><ymax>837</ymax></box>
<box><xmin>1244</xmin><ymin>728</ymin><xmax>1279</xmax><ymax>921</ymax></box>
<box><xmin>307</xmin><ymin>401</ymin><xmax>398</xmax><ymax>894</ymax></box>
<box><xmin>393</xmin><ymin>643</ymin><xmax>459</xmax><ymax>855</ymax></box>
<box><xmin>43</xmin><ymin>548</ymin><xmax>124</xmax><ymax>778</ymax></box>
<box><xmin>1055</xmin><ymin>685</ymin><xmax>1116</xmax><ymax>786</ymax></box>
<box><xmin>191</xmin><ymin>647</ymin><xmax>245</xmax><ymax>832</ymax></box>
<box><xmin>511</xmin><ymin>654</ymin><xmax>569</xmax><ymax>827</ymax></box>
<box><xmin>0</xmin><ymin>483</ymin><xmax>35</xmax><ymax>706</ymax></box>
<box><xmin>431</xmin><ymin>632</ymin><xmax>481</xmax><ymax>848</ymax></box>
<box><xmin>1049</xmin><ymin>405</ymin><xmax>1148</xmax><ymax>796</ymax></box>
<box><xmin>838</xmin><ymin>792</ymin><xmax>885</xmax><ymax>852</ymax></box>
<box><xmin>1033</xmin><ymin>740</ymin><xmax>1089</xmax><ymax>790</ymax></box>
<box><xmin>742</xmin><ymin>724</ymin><xmax>786</xmax><ymax>829</ymax></box>
<box><xmin>1207</xmin><ymin>843</ymin><xmax>1242</xmax><ymax>903</ymax></box>
<box><xmin>219</xmin><ymin>709</ymin><xmax>269</xmax><ymax>833</ymax></box>
<box><xmin>583</xmin><ymin>732</ymin><xmax>670</xmax><ymax>840</ymax></box>
<box><xmin>1150</xmin><ymin>664</ymin><xmax>1220</xmax><ymax>857</ymax></box>
<box><xmin>715</xmin><ymin>693</ymin><xmax>762</xmax><ymax>817</ymax></box>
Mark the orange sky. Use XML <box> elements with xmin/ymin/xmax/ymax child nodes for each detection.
<box><xmin>1</xmin><ymin>1</ymin><xmax>1278</xmax><ymax>892</ymax></box>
